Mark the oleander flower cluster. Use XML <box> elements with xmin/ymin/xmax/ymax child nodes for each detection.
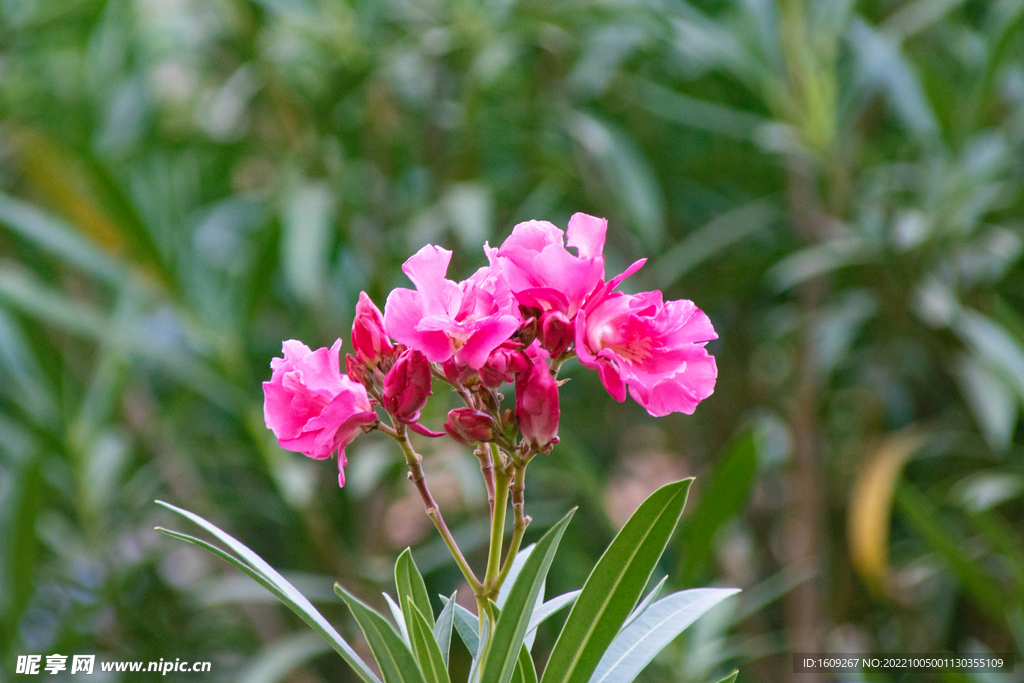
<box><xmin>263</xmin><ymin>213</ymin><xmax>718</xmax><ymax>488</ymax></box>
<box><xmin>158</xmin><ymin>213</ymin><xmax>732</xmax><ymax>683</ymax></box>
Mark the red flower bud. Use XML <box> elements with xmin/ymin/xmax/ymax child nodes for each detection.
<box><xmin>442</xmin><ymin>357</ymin><xmax>476</xmax><ymax>386</ymax></box>
<box><xmin>516</xmin><ymin>347</ymin><xmax>559</xmax><ymax>453</ymax></box>
<box><xmin>346</xmin><ymin>353</ymin><xmax>374</xmax><ymax>390</ymax></box>
<box><xmin>383</xmin><ymin>349</ymin><xmax>432</xmax><ymax>423</ymax></box>
<box><xmin>479</xmin><ymin>343</ymin><xmax>529</xmax><ymax>388</ymax></box>
<box><xmin>539</xmin><ymin>310</ymin><xmax>573</xmax><ymax>358</ymax></box>
<box><xmin>352</xmin><ymin>291</ymin><xmax>393</xmax><ymax>367</ymax></box>
<box><xmin>444</xmin><ymin>409</ymin><xmax>496</xmax><ymax>445</ymax></box>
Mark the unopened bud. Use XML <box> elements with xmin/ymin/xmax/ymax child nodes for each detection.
<box><xmin>346</xmin><ymin>353</ymin><xmax>374</xmax><ymax>389</ymax></box>
<box><xmin>383</xmin><ymin>349</ymin><xmax>432</xmax><ymax>423</ymax></box>
<box><xmin>516</xmin><ymin>350</ymin><xmax>560</xmax><ymax>453</ymax></box>
<box><xmin>539</xmin><ymin>310</ymin><xmax>573</xmax><ymax>358</ymax></box>
<box><xmin>352</xmin><ymin>292</ymin><xmax>393</xmax><ymax>367</ymax></box>
<box><xmin>444</xmin><ymin>409</ymin><xmax>496</xmax><ymax>445</ymax></box>
<box><xmin>479</xmin><ymin>344</ymin><xmax>529</xmax><ymax>388</ymax></box>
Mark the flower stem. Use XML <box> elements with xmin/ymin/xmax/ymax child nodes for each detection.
<box><xmin>550</xmin><ymin>348</ymin><xmax>576</xmax><ymax>376</ymax></box>
<box><xmin>493</xmin><ymin>460</ymin><xmax>530</xmax><ymax>589</ymax></box>
<box><xmin>394</xmin><ymin>425</ymin><xmax>482</xmax><ymax>593</ymax></box>
<box><xmin>477</xmin><ymin>444</ymin><xmax>497</xmax><ymax>517</ymax></box>
<box><xmin>483</xmin><ymin>444</ymin><xmax>510</xmax><ymax>597</ymax></box>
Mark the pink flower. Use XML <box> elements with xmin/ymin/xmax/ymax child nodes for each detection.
<box><xmin>515</xmin><ymin>344</ymin><xmax>560</xmax><ymax>452</ymax></box>
<box><xmin>486</xmin><ymin>213</ymin><xmax>607</xmax><ymax>321</ymax></box>
<box><xmin>445</xmin><ymin>409</ymin><xmax>496</xmax><ymax>445</ymax></box>
<box><xmin>352</xmin><ymin>291</ymin><xmax>393</xmax><ymax>367</ymax></box>
<box><xmin>383</xmin><ymin>349</ymin><xmax>432</xmax><ymax>424</ymax></box>
<box><xmin>575</xmin><ymin>283</ymin><xmax>718</xmax><ymax>417</ymax></box>
<box><xmin>263</xmin><ymin>340</ymin><xmax>377</xmax><ymax>486</ymax></box>
<box><xmin>384</xmin><ymin>245</ymin><xmax>520</xmax><ymax>369</ymax></box>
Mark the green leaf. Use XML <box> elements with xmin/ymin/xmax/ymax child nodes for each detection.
<box><xmin>895</xmin><ymin>485</ymin><xmax>1008</xmax><ymax>620</ymax></box>
<box><xmin>525</xmin><ymin>590</ymin><xmax>581</xmax><ymax>651</ymax></box>
<box><xmin>497</xmin><ymin>543</ymin><xmax>536</xmax><ymax>607</ymax></box>
<box><xmin>155</xmin><ymin>503</ymin><xmax>381</xmax><ymax>683</ymax></box>
<box><xmin>335</xmin><ymin>584</ymin><xmax>428</xmax><ymax>683</ymax></box>
<box><xmin>528</xmin><ymin>591</ymin><xmax>581</xmax><ymax>633</ymax></box>
<box><xmin>481</xmin><ymin>509</ymin><xmax>574</xmax><ymax>683</ymax></box>
<box><xmin>622</xmin><ymin>577</ymin><xmax>667</xmax><ymax>630</ymax></box>
<box><xmin>407</xmin><ymin>599</ymin><xmax>452</xmax><ymax>683</ymax></box>
<box><xmin>512</xmin><ymin>645</ymin><xmax>538</xmax><ymax>683</ymax></box>
<box><xmin>443</xmin><ymin>597</ymin><xmax>479</xmax><ymax>653</ymax></box>
<box><xmin>712</xmin><ymin>671</ymin><xmax>739</xmax><ymax>683</ymax></box>
<box><xmin>433</xmin><ymin>592</ymin><xmax>456</xmax><ymax>667</ymax></box>
<box><xmin>540</xmin><ymin>479</ymin><xmax>693</xmax><ymax>683</ymax></box>
<box><xmin>234</xmin><ymin>633</ymin><xmax>331</xmax><ymax>683</ymax></box>
<box><xmin>397</xmin><ymin>548</ymin><xmax>435</xmax><ymax>635</ymax></box>
<box><xmin>588</xmin><ymin>588</ymin><xmax>740</xmax><ymax>683</ymax></box>
<box><xmin>0</xmin><ymin>192</ymin><xmax>126</xmax><ymax>285</ymax></box>
<box><xmin>678</xmin><ymin>433</ymin><xmax>758</xmax><ymax>585</ymax></box>
<box><xmin>384</xmin><ymin>592</ymin><xmax>411</xmax><ymax>644</ymax></box>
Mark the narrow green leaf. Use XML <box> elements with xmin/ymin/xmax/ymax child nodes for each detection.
<box><xmin>481</xmin><ymin>509</ymin><xmax>575</xmax><ymax>683</ymax></box>
<box><xmin>155</xmin><ymin>504</ymin><xmax>380</xmax><ymax>683</ymax></box>
<box><xmin>512</xmin><ymin>645</ymin><xmax>538</xmax><ymax>683</ymax></box>
<box><xmin>433</xmin><ymin>592</ymin><xmax>457</xmax><ymax>667</ymax></box>
<box><xmin>678</xmin><ymin>433</ymin><xmax>758</xmax><ymax>585</ymax></box>
<box><xmin>528</xmin><ymin>591</ymin><xmax>581</xmax><ymax>634</ymax></box>
<box><xmin>497</xmin><ymin>544</ymin><xmax>536</xmax><ymax>607</ymax></box>
<box><xmin>588</xmin><ymin>588</ymin><xmax>740</xmax><ymax>683</ymax></box>
<box><xmin>407</xmin><ymin>599</ymin><xmax>452</xmax><ymax>683</ymax></box>
<box><xmin>234</xmin><ymin>633</ymin><xmax>331</xmax><ymax>683</ymax></box>
<box><xmin>622</xmin><ymin>577</ymin><xmax>668</xmax><ymax>630</ymax></box>
<box><xmin>397</xmin><ymin>548</ymin><xmax>435</xmax><ymax>634</ymax></box>
<box><xmin>0</xmin><ymin>193</ymin><xmax>126</xmax><ymax>285</ymax></box>
<box><xmin>384</xmin><ymin>592</ymin><xmax>410</xmax><ymax>644</ymax></box>
<box><xmin>443</xmin><ymin>597</ymin><xmax>479</xmax><ymax>653</ymax></box>
<box><xmin>524</xmin><ymin>590</ymin><xmax>581</xmax><ymax>651</ymax></box>
<box><xmin>540</xmin><ymin>479</ymin><xmax>693</xmax><ymax>683</ymax></box>
<box><xmin>335</xmin><ymin>584</ymin><xmax>428</xmax><ymax>683</ymax></box>
<box><xmin>712</xmin><ymin>671</ymin><xmax>739</xmax><ymax>683</ymax></box>
<box><xmin>895</xmin><ymin>485</ymin><xmax>1008</xmax><ymax>620</ymax></box>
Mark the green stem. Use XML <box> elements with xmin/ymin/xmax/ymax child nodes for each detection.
<box><xmin>493</xmin><ymin>461</ymin><xmax>530</xmax><ymax>590</ymax></box>
<box><xmin>394</xmin><ymin>426</ymin><xmax>482</xmax><ymax>593</ymax></box>
<box><xmin>550</xmin><ymin>348</ymin><xmax>576</xmax><ymax>376</ymax></box>
<box><xmin>483</xmin><ymin>443</ymin><xmax>510</xmax><ymax>596</ymax></box>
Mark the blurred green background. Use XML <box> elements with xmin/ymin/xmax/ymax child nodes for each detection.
<box><xmin>2</xmin><ymin>0</ymin><xmax>1024</xmax><ymax>681</ymax></box>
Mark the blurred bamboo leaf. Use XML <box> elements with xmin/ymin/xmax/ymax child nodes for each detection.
<box><xmin>848</xmin><ymin>431</ymin><xmax>927</xmax><ymax>592</ymax></box>
<box><xmin>568</xmin><ymin>112</ymin><xmax>665</xmax><ymax>250</ymax></box>
<box><xmin>0</xmin><ymin>193</ymin><xmax>126</xmax><ymax>285</ymax></box>
<box><xmin>234</xmin><ymin>632</ymin><xmax>331</xmax><ymax>683</ymax></box>
<box><xmin>282</xmin><ymin>179</ymin><xmax>335</xmax><ymax>304</ymax></box>
<box><xmin>677</xmin><ymin>432</ymin><xmax>758</xmax><ymax>586</ymax></box>
<box><xmin>895</xmin><ymin>485</ymin><xmax>1012</xmax><ymax>620</ymax></box>
<box><xmin>653</xmin><ymin>200</ymin><xmax>779</xmax><ymax>287</ymax></box>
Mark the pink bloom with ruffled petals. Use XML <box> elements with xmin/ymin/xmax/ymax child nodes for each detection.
<box><xmin>263</xmin><ymin>340</ymin><xmax>377</xmax><ymax>486</ymax></box>
<box><xmin>384</xmin><ymin>245</ymin><xmax>520</xmax><ymax>369</ymax></box>
<box><xmin>486</xmin><ymin>213</ymin><xmax>608</xmax><ymax>319</ymax></box>
<box><xmin>576</xmin><ymin>283</ymin><xmax>718</xmax><ymax>417</ymax></box>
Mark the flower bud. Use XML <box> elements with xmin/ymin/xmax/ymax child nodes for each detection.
<box><xmin>383</xmin><ymin>349</ymin><xmax>432</xmax><ymax>423</ymax></box>
<box><xmin>516</xmin><ymin>350</ymin><xmax>560</xmax><ymax>453</ymax></box>
<box><xmin>539</xmin><ymin>310</ymin><xmax>573</xmax><ymax>358</ymax></box>
<box><xmin>444</xmin><ymin>409</ymin><xmax>496</xmax><ymax>445</ymax></box>
<box><xmin>352</xmin><ymin>291</ymin><xmax>393</xmax><ymax>367</ymax></box>
<box><xmin>345</xmin><ymin>353</ymin><xmax>374</xmax><ymax>390</ymax></box>
<box><xmin>479</xmin><ymin>343</ymin><xmax>529</xmax><ymax>388</ymax></box>
<box><xmin>442</xmin><ymin>357</ymin><xmax>476</xmax><ymax>386</ymax></box>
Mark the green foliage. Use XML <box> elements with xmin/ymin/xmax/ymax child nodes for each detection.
<box><xmin>163</xmin><ymin>480</ymin><xmax>727</xmax><ymax>683</ymax></box>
